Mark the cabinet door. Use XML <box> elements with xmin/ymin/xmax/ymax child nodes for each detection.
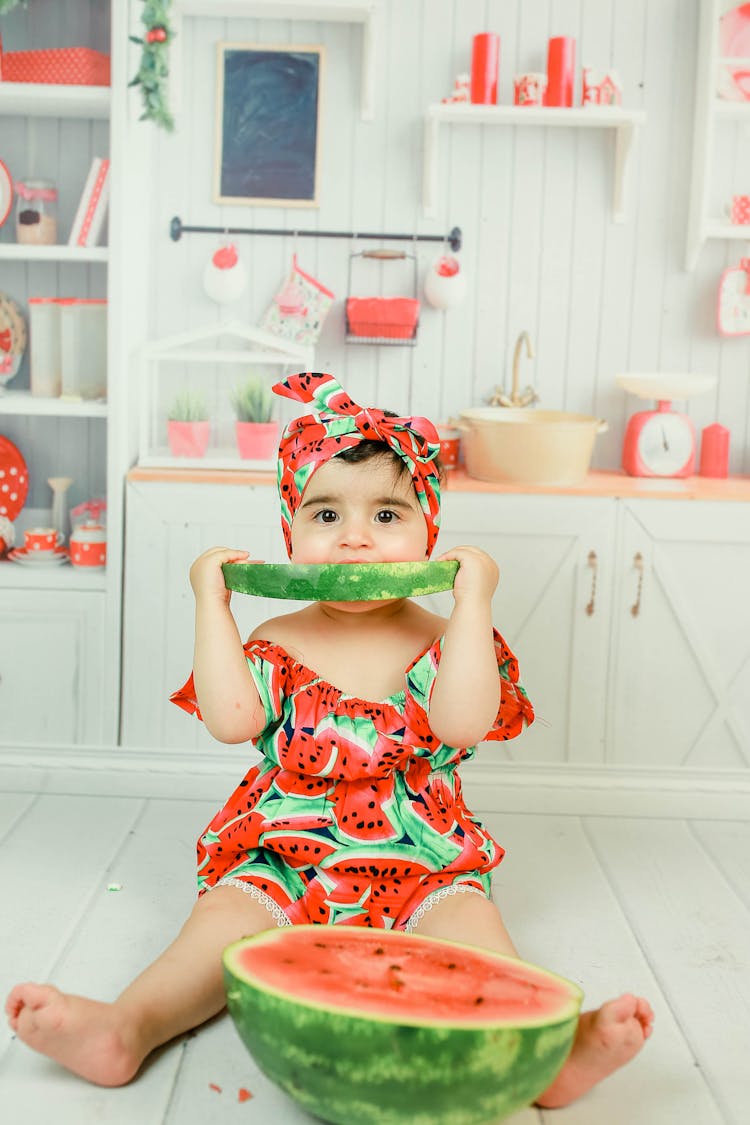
<box><xmin>426</xmin><ymin>492</ymin><xmax>617</xmax><ymax>763</ymax></box>
<box><xmin>122</xmin><ymin>481</ymin><xmax>287</xmax><ymax>750</ymax></box>
<box><xmin>608</xmin><ymin>500</ymin><xmax>750</xmax><ymax>767</ymax></box>
<box><xmin>0</xmin><ymin>591</ymin><xmax>105</xmax><ymax>746</ymax></box>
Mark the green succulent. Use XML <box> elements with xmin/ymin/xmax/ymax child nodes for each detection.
<box><xmin>231</xmin><ymin>377</ymin><xmax>274</xmax><ymax>423</ymax></box>
<box><xmin>168</xmin><ymin>390</ymin><xmax>208</xmax><ymax>422</ymax></box>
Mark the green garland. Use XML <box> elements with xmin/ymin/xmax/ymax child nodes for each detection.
<box><xmin>0</xmin><ymin>0</ymin><xmax>26</xmax><ymax>13</ymax></box>
<box><xmin>129</xmin><ymin>0</ymin><xmax>175</xmax><ymax>131</ymax></box>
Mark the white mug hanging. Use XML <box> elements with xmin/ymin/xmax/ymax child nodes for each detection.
<box><xmin>202</xmin><ymin>243</ymin><xmax>248</xmax><ymax>304</ymax></box>
<box><xmin>423</xmin><ymin>254</ymin><xmax>467</xmax><ymax>310</ymax></box>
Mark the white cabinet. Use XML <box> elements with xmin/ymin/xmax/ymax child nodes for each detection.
<box><xmin>0</xmin><ymin>589</ymin><xmax>105</xmax><ymax>745</ymax></box>
<box><xmin>430</xmin><ymin>492</ymin><xmax>617</xmax><ymax>763</ymax></box>
<box><xmin>608</xmin><ymin>499</ymin><xmax>750</xmax><ymax>767</ymax></box>
<box><xmin>121</xmin><ymin>478</ymin><xmax>287</xmax><ymax>749</ymax></box>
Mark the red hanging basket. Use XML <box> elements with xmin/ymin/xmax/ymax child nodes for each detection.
<box><xmin>345</xmin><ymin>250</ymin><xmax>420</xmax><ymax>345</ymax></box>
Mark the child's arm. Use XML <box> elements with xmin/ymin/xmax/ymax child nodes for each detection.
<box><xmin>426</xmin><ymin>545</ymin><xmax>501</xmax><ymax>747</ymax></box>
<box><xmin>189</xmin><ymin>547</ymin><xmax>267</xmax><ymax>744</ymax></box>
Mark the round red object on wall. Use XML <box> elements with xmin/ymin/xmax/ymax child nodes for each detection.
<box><xmin>0</xmin><ymin>435</ymin><xmax>29</xmax><ymax>520</ymax></box>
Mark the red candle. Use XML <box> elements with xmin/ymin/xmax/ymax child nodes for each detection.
<box><xmin>545</xmin><ymin>36</ymin><xmax>576</xmax><ymax>106</ymax></box>
<box><xmin>470</xmin><ymin>33</ymin><xmax>500</xmax><ymax>105</ymax></box>
<box><xmin>699</xmin><ymin>423</ymin><xmax>730</xmax><ymax>478</ymax></box>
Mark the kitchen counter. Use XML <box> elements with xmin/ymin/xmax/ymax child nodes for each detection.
<box><xmin>126</xmin><ymin>466</ymin><xmax>750</xmax><ymax>502</ymax></box>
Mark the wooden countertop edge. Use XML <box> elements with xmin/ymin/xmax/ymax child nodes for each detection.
<box><xmin>126</xmin><ymin>466</ymin><xmax>750</xmax><ymax>502</ymax></box>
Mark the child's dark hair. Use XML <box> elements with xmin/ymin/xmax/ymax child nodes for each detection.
<box><xmin>336</xmin><ymin>411</ymin><xmax>445</xmax><ymax>483</ymax></box>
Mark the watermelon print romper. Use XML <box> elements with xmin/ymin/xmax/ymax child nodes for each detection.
<box><xmin>171</xmin><ymin>629</ymin><xmax>533</xmax><ymax>931</ymax></box>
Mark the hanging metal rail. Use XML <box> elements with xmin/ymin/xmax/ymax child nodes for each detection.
<box><xmin>169</xmin><ymin>215</ymin><xmax>462</xmax><ymax>252</ymax></box>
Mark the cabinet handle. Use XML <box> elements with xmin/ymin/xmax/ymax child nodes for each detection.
<box><xmin>585</xmin><ymin>550</ymin><xmax>597</xmax><ymax>616</ymax></box>
<box><xmin>630</xmin><ymin>552</ymin><xmax>644</xmax><ymax>617</ymax></box>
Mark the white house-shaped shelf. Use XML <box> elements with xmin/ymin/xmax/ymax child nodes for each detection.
<box><xmin>138</xmin><ymin>320</ymin><xmax>314</xmax><ymax>470</ymax></box>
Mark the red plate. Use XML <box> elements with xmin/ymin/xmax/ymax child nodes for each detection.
<box><xmin>0</xmin><ymin>435</ymin><xmax>29</xmax><ymax>520</ymax></box>
<box><xmin>0</xmin><ymin>159</ymin><xmax>11</xmax><ymax>229</ymax></box>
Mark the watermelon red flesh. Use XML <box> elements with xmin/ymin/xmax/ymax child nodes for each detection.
<box><xmin>223</xmin><ymin>925</ymin><xmax>583</xmax><ymax>1125</ymax></box>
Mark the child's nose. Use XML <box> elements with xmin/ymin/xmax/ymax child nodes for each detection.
<box><xmin>338</xmin><ymin>516</ymin><xmax>373</xmax><ymax>548</ymax></box>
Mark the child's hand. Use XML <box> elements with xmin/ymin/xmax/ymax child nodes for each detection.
<box><xmin>434</xmin><ymin>545</ymin><xmax>499</xmax><ymax>605</ymax></box>
<box><xmin>189</xmin><ymin>546</ymin><xmax>252</xmax><ymax>605</ymax></box>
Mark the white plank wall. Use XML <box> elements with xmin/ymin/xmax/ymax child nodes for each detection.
<box><xmin>1</xmin><ymin>769</ymin><xmax>748</xmax><ymax>1123</ymax></box>
<box><xmin>146</xmin><ymin>0</ymin><xmax>750</xmax><ymax>472</ymax></box>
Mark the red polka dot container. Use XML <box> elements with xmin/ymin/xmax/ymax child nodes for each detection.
<box><xmin>69</xmin><ymin>522</ymin><xmax>106</xmax><ymax>569</ymax></box>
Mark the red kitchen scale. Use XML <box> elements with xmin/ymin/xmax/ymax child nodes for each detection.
<box><xmin>616</xmin><ymin>374</ymin><xmax>716</xmax><ymax>478</ymax></box>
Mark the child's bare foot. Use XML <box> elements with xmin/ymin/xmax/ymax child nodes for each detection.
<box><xmin>6</xmin><ymin>983</ymin><xmax>143</xmax><ymax>1087</ymax></box>
<box><xmin>535</xmin><ymin>993</ymin><xmax>654</xmax><ymax>1109</ymax></box>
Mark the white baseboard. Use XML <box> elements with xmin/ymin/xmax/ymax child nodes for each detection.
<box><xmin>1</xmin><ymin>745</ymin><xmax>748</xmax><ymax>819</ymax></box>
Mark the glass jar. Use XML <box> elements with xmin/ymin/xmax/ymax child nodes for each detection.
<box><xmin>15</xmin><ymin>178</ymin><xmax>58</xmax><ymax>245</ymax></box>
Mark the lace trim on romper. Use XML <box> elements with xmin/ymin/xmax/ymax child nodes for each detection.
<box><xmin>401</xmin><ymin>883</ymin><xmax>488</xmax><ymax>933</ymax></box>
<box><xmin>213</xmin><ymin>877</ymin><xmax>292</xmax><ymax>928</ymax></box>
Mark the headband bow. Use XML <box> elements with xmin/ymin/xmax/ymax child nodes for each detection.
<box><xmin>273</xmin><ymin>372</ymin><xmax>442</xmax><ymax>558</ymax></box>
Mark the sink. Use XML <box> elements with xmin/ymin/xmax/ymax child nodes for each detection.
<box><xmin>457</xmin><ymin>408</ymin><xmax>608</xmax><ymax>486</ymax></box>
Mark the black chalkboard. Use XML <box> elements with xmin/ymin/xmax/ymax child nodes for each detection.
<box><xmin>215</xmin><ymin>44</ymin><xmax>323</xmax><ymax>207</ymax></box>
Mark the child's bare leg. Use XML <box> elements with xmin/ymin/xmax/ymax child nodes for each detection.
<box><xmin>5</xmin><ymin>886</ymin><xmax>281</xmax><ymax>1087</ymax></box>
<box><xmin>409</xmin><ymin>890</ymin><xmax>654</xmax><ymax>1109</ymax></box>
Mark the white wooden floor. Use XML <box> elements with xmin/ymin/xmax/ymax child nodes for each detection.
<box><xmin>1</xmin><ymin>757</ymin><xmax>748</xmax><ymax>1125</ymax></box>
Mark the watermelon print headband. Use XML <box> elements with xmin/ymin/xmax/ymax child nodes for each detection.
<box><xmin>273</xmin><ymin>371</ymin><xmax>443</xmax><ymax>558</ymax></box>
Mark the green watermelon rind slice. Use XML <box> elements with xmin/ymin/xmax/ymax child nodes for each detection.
<box><xmin>222</xmin><ymin>560</ymin><xmax>459</xmax><ymax>601</ymax></box>
<box><xmin>223</xmin><ymin>925</ymin><xmax>582</xmax><ymax>1125</ymax></box>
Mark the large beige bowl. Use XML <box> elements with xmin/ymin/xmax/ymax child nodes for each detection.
<box><xmin>458</xmin><ymin>408</ymin><xmax>608</xmax><ymax>486</ymax></box>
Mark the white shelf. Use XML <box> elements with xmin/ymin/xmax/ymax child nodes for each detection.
<box><xmin>0</xmin><ymin>243</ymin><xmax>108</xmax><ymax>263</ymax></box>
<box><xmin>0</xmin><ymin>391</ymin><xmax>108</xmax><ymax>418</ymax></box>
<box><xmin>0</xmin><ymin>559</ymin><xmax>107</xmax><ymax>591</ymax></box>
<box><xmin>714</xmin><ymin>98</ymin><xmax>750</xmax><ymax>120</ymax></box>
<box><xmin>172</xmin><ymin>0</ymin><xmax>377</xmax><ymax>120</ymax></box>
<box><xmin>423</xmin><ymin>103</ymin><xmax>646</xmax><ymax>222</ymax></box>
<box><xmin>0</xmin><ymin>82</ymin><xmax>110</xmax><ymax>119</ymax></box>
<box><xmin>705</xmin><ymin>220</ymin><xmax>750</xmax><ymax>240</ymax></box>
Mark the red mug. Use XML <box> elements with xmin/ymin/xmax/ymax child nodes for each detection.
<box><xmin>24</xmin><ymin>526</ymin><xmax>62</xmax><ymax>553</ymax></box>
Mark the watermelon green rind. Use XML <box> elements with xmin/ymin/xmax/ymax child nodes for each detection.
<box><xmin>223</xmin><ymin>926</ymin><xmax>582</xmax><ymax>1125</ymax></box>
<box><xmin>221</xmin><ymin>560</ymin><xmax>459</xmax><ymax>601</ymax></box>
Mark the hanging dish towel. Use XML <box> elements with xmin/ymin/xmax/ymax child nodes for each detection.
<box><xmin>261</xmin><ymin>255</ymin><xmax>335</xmax><ymax>345</ymax></box>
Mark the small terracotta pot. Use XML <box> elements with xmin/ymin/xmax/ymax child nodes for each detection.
<box><xmin>167</xmin><ymin>419</ymin><xmax>210</xmax><ymax>458</ymax></box>
<box><xmin>235</xmin><ymin>420</ymin><xmax>280</xmax><ymax>461</ymax></box>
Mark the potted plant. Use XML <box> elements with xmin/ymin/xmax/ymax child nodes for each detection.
<box><xmin>167</xmin><ymin>391</ymin><xmax>211</xmax><ymax>458</ymax></box>
<box><xmin>231</xmin><ymin>376</ymin><xmax>279</xmax><ymax>460</ymax></box>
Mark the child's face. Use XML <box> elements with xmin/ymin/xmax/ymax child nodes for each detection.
<box><xmin>290</xmin><ymin>455</ymin><xmax>430</xmax><ymax>565</ymax></box>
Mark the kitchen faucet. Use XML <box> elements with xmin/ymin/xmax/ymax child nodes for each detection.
<box><xmin>489</xmin><ymin>331</ymin><xmax>539</xmax><ymax>408</ymax></box>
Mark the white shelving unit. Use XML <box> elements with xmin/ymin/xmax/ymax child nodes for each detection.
<box><xmin>0</xmin><ymin>390</ymin><xmax>107</xmax><ymax>418</ymax></box>
<box><xmin>423</xmin><ymin>103</ymin><xmax>647</xmax><ymax>222</ymax></box>
<box><xmin>170</xmin><ymin>0</ymin><xmax>377</xmax><ymax>120</ymax></box>
<box><xmin>685</xmin><ymin>0</ymin><xmax>750</xmax><ymax>270</ymax></box>
<box><xmin>0</xmin><ymin>81</ymin><xmax>110</xmax><ymax>118</ymax></box>
<box><xmin>0</xmin><ymin>244</ymin><xmax>108</xmax><ymax>262</ymax></box>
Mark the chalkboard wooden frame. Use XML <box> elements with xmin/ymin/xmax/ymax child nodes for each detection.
<box><xmin>214</xmin><ymin>42</ymin><xmax>324</xmax><ymax>208</ymax></box>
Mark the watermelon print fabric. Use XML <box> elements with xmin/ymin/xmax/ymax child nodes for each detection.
<box><xmin>273</xmin><ymin>371</ymin><xmax>443</xmax><ymax>557</ymax></box>
<box><xmin>171</xmin><ymin>629</ymin><xmax>533</xmax><ymax>931</ymax></box>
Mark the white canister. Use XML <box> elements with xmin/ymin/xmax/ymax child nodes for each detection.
<box><xmin>29</xmin><ymin>297</ymin><xmax>62</xmax><ymax>397</ymax></box>
<box><xmin>69</xmin><ymin>521</ymin><xmax>106</xmax><ymax>569</ymax></box>
<box><xmin>60</xmin><ymin>298</ymin><xmax>107</xmax><ymax>400</ymax></box>
<box><xmin>423</xmin><ymin>256</ymin><xmax>467</xmax><ymax>310</ymax></box>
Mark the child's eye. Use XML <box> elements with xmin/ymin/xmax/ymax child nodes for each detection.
<box><xmin>375</xmin><ymin>509</ymin><xmax>399</xmax><ymax>524</ymax></box>
<box><xmin>314</xmin><ymin>509</ymin><xmax>338</xmax><ymax>524</ymax></box>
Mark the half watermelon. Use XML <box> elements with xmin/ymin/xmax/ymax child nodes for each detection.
<box><xmin>221</xmin><ymin>560</ymin><xmax>459</xmax><ymax>601</ymax></box>
<box><xmin>223</xmin><ymin>925</ymin><xmax>582</xmax><ymax>1124</ymax></box>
